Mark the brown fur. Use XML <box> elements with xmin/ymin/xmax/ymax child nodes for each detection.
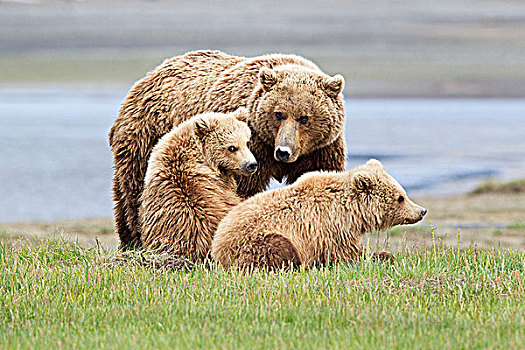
<box><xmin>211</xmin><ymin>160</ymin><xmax>427</xmax><ymax>269</ymax></box>
<box><xmin>139</xmin><ymin>109</ymin><xmax>256</xmax><ymax>260</ymax></box>
<box><xmin>109</xmin><ymin>50</ymin><xmax>346</xmax><ymax>249</ymax></box>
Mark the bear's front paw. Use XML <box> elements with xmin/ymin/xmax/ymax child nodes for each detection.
<box><xmin>372</xmin><ymin>251</ymin><xmax>394</xmax><ymax>263</ymax></box>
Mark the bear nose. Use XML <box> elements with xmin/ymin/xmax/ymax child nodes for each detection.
<box><xmin>421</xmin><ymin>208</ymin><xmax>427</xmax><ymax>217</ymax></box>
<box><xmin>275</xmin><ymin>147</ymin><xmax>290</xmax><ymax>162</ymax></box>
<box><xmin>246</xmin><ymin>161</ymin><xmax>258</xmax><ymax>173</ymax></box>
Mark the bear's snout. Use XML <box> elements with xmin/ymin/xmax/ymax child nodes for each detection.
<box><xmin>239</xmin><ymin>160</ymin><xmax>258</xmax><ymax>176</ymax></box>
<box><xmin>402</xmin><ymin>205</ymin><xmax>427</xmax><ymax>225</ymax></box>
<box><xmin>275</xmin><ymin>147</ymin><xmax>291</xmax><ymax>162</ymax></box>
<box><xmin>245</xmin><ymin>161</ymin><xmax>258</xmax><ymax>174</ymax></box>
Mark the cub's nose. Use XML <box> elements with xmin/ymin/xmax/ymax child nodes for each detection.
<box><xmin>275</xmin><ymin>147</ymin><xmax>291</xmax><ymax>162</ymax></box>
<box><xmin>245</xmin><ymin>161</ymin><xmax>258</xmax><ymax>174</ymax></box>
<box><xmin>421</xmin><ymin>208</ymin><xmax>427</xmax><ymax>217</ymax></box>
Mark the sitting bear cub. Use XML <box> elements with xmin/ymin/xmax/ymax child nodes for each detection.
<box><xmin>211</xmin><ymin>159</ymin><xmax>427</xmax><ymax>269</ymax></box>
<box><xmin>140</xmin><ymin>108</ymin><xmax>257</xmax><ymax>260</ymax></box>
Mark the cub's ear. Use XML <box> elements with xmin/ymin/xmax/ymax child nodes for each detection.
<box><xmin>366</xmin><ymin>159</ymin><xmax>383</xmax><ymax>170</ymax></box>
<box><xmin>323</xmin><ymin>74</ymin><xmax>344</xmax><ymax>98</ymax></box>
<box><xmin>352</xmin><ymin>171</ymin><xmax>373</xmax><ymax>194</ymax></box>
<box><xmin>233</xmin><ymin>107</ymin><xmax>249</xmax><ymax>123</ymax></box>
<box><xmin>194</xmin><ymin>116</ymin><xmax>212</xmax><ymax>138</ymax></box>
<box><xmin>259</xmin><ymin>67</ymin><xmax>279</xmax><ymax>91</ymax></box>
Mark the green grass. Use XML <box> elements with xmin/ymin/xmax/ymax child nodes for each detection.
<box><xmin>472</xmin><ymin>178</ymin><xmax>525</xmax><ymax>195</ymax></box>
<box><xmin>0</xmin><ymin>229</ymin><xmax>24</xmax><ymax>240</ymax></box>
<box><xmin>1</xmin><ymin>238</ymin><xmax>525</xmax><ymax>349</ymax></box>
<box><xmin>386</xmin><ymin>224</ymin><xmax>429</xmax><ymax>237</ymax></box>
<box><xmin>492</xmin><ymin>229</ymin><xmax>504</xmax><ymax>236</ymax></box>
<box><xmin>508</xmin><ymin>220</ymin><xmax>525</xmax><ymax>230</ymax></box>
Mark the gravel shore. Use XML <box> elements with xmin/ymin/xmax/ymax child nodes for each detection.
<box><xmin>2</xmin><ymin>191</ymin><xmax>524</xmax><ymax>250</ymax></box>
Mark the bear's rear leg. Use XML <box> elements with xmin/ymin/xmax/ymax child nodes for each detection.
<box><xmin>111</xmin><ymin>178</ymin><xmax>134</xmax><ymax>249</ymax></box>
<box><xmin>235</xmin><ymin>233</ymin><xmax>301</xmax><ymax>270</ymax></box>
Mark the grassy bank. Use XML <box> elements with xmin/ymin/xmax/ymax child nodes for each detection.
<box><xmin>2</xmin><ymin>0</ymin><xmax>525</xmax><ymax>97</ymax></box>
<box><xmin>3</xmin><ymin>53</ymin><xmax>525</xmax><ymax>98</ymax></box>
<box><xmin>1</xmin><ymin>187</ymin><xmax>524</xmax><ymax>348</ymax></box>
<box><xmin>1</xmin><ymin>237</ymin><xmax>524</xmax><ymax>349</ymax></box>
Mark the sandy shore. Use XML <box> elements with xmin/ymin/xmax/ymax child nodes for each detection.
<box><xmin>2</xmin><ymin>191</ymin><xmax>524</xmax><ymax>252</ymax></box>
<box><xmin>1</xmin><ymin>0</ymin><xmax>525</xmax><ymax>97</ymax></box>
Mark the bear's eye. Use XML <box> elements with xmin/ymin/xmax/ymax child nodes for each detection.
<box><xmin>298</xmin><ymin>116</ymin><xmax>309</xmax><ymax>125</ymax></box>
<box><xmin>228</xmin><ymin>146</ymin><xmax>238</xmax><ymax>153</ymax></box>
<box><xmin>275</xmin><ymin>112</ymin><xmax>284</xmax><ymax>121</ymax></box>
<box><xmin>397</xmin><ymin>195</ymin><xmax>405</xmax><ymax>203</ymax></box>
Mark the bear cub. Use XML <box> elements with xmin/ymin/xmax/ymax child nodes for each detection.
<box><xmin>211</xmin><ymin>159</ymin><xmax>427</xmax><ymax>269</ymax></box>
<box><xmin>140</xmin><ymin>108</ymin><xmax>257</xmax><ymax>260</ymax></box>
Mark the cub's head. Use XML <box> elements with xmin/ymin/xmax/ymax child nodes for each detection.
<box><xmin>252</xmin><ymin>65</ymin><xmax>345</xmax><ymax>163</ymax></box>
<box><xmin>349</xmin><ymin>159</ymin><xmax>427</xmax><ymax>231</ymax></box>
<box><xmin>193</xmin><ymin>108</ymin><xmax>257</xmax><ymax>176</ymax></box>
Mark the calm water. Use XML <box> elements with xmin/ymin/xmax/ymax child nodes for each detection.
<box><xmin>1</xmin><ymin>86</ymin><xmax>524</xmax><ymax>222</ymax></box>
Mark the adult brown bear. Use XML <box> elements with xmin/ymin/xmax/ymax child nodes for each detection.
<box><xmin>109</xmin><ymin>50</ymin><xmax>347</xmax><ymax>249</ymax></box>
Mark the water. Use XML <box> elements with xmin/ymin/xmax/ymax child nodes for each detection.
<box><xmin>1</xmin><ymin>86</ymin><xmax>524</xmax><ymax>222</ymax></box>
<box><xmin>345</xmin><ymin>98</ymin><xmax>525</xmax><ymax>196</ymax></box>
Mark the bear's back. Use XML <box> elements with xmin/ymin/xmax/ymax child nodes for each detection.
<box><xmin>205</xmin><ymin>53</ymin><xmax>321</xmax><ymax>112</ymax></box>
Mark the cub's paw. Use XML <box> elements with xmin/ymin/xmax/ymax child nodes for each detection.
<box><xmin>372</xmin><ymin>251</ymin><xmax>394</xmax><ymax>263</ymax></box>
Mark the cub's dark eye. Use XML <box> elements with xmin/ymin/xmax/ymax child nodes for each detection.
<box><xmin>275</xmin><ymin>112</ymin><xmax>284</xmax><ymax>121</ymax></box>
<box><xmin>247</xmin><ymin>141</ymin><xmax>251</xmax><ymax>149</ymax></box>
<box><xmin>397</xmin><ymin>195</ymin><xmax>405</xmax><ymax>203</ymax></box>
<box><xmin>228</xmin><ymin>146</ymin><xmax>237</xmax><ymax>153</ymax></box>
<box><xmin>298</xmin><ymin>116</ymin><xmax>309</xmax><ymax>125</ymax></box>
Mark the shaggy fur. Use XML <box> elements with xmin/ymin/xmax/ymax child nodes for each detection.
<box><xmin>211</xmin><ymin>160</ymin><xmax>427</xmax><ymax>269</ymax></box>
<box><xmin>139</xmin><ymin>109</ymin><xmax>256</xmax><ymax>260</ymax></box>
<box><xmin>109</xmin><ymin>50</ymin><xmax>347</xmax><ymax>249</ymax></box>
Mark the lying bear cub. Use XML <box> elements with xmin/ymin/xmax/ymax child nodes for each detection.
<box><xmin>211</xmin><ymin>159</ymin><xmax>427</xmax><ymax>269</ymax></box>
<box><xmin>140</xmin><ymin>108</ymin><xmax>257</xmax><ymax>260</ymax></box>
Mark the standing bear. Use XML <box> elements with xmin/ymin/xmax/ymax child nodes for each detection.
<box><xmin>140</xmin><ymin>109</ymin><xmax>257</xmax><ymax>260</ymax></box>
<box><xmin>109</xmin><ymin>50</ymin><xmax>347</xmax><ymax>249</ymax></box>
<box><xmin>211</xmin><ymin>160</ymin><xmax>427</xmax><ymax>269</ymax></box>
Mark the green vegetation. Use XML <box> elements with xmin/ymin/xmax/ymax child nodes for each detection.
<box><xmin>508</xmin><ymin>220</ymin><xmax>525</xmax><ymax>230</ymax></box>
<box><xmin>0</xmin><ymin>229</ymin><xmax>24</xmax><ymax>240</ymax></box>
<box><xmin>386</xmin><ymin>224</ymin><xmax>429</xmax><ymax>237</ymax></box>
<box><xmin>492</xmin><ymin>229</ymin><xmax>504</xmax><ymax>236</ymax></box>
<box><xmin>1</xmin><ymin>237</ymin><xmax>524</xmax><ymax>349</ymax></box>
<box><xmin>471</xmin><ymin>178</ymin><xmax>525</xmax><ymax>195</ymax></box>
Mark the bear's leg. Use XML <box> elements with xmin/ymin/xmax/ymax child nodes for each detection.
<box><xmin>358</xmin><ymin>247</ymin><xmax>395</xmax><ymax>262</ymax></box>
<box><xmin>234</xmin><ymin>233</ymin><xmax>301</xmax><ymax>270</ymax></box>
<box><xmin>285</xmin><ymin>134</ymin><xmax>347</xmax><ymax>185</ymax></box>
<box><xmin>111</xmin><ymin>127</ymin><xmax>160</xmax><ymax>250</ymax></box>
<box><xmin>263</xmin><ymin>234</ymin><xmax>302</xmax><ymax>270</ymax></box>
<box><xmin>371</xmin><ymin>252</ymin><xmax>394</xmax><ymax>262</ymax></box>
<box><xmin>112</xmin><ymin>148</ymin><xmax>145</xmax><ymax>249</ymax></box>
<box><xmin>111</xmin><ymin>177</ymin><xmax>130</xmax><ymax>248</ymax></box>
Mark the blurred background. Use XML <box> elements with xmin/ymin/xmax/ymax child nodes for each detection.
<box><xmin>1</xmin><ymin>0</ymin><xmax>524</xmax><ymax>248</ymax></box>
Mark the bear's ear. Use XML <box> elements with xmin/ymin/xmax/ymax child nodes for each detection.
<box><xmin>194</xmin><ymin>116</ymin><xmax>212</xmax><ymax>138</ymax></box>
<box><xmin>323</xmin><ymin>74</ymin><xmax>344</xmax><ymax>98</ymax></box>
<box><xmin>352</xmin><ymin>171</ymin><xmax>373</xmax><ymax>194</ymax></box>
<box><xmin>259</xmin><ymin>67</ymin><xmax>279</xmax><ymax>91</ymax></box>
<box><xmin>366</xmin><ymin>159</ymin><xmax>383</xmax><ymax>170</ymax></box>
<box><xmin>233</xmin><ymin>107</ymin><xmax>249</xmax><ymax>123</ymax></box>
